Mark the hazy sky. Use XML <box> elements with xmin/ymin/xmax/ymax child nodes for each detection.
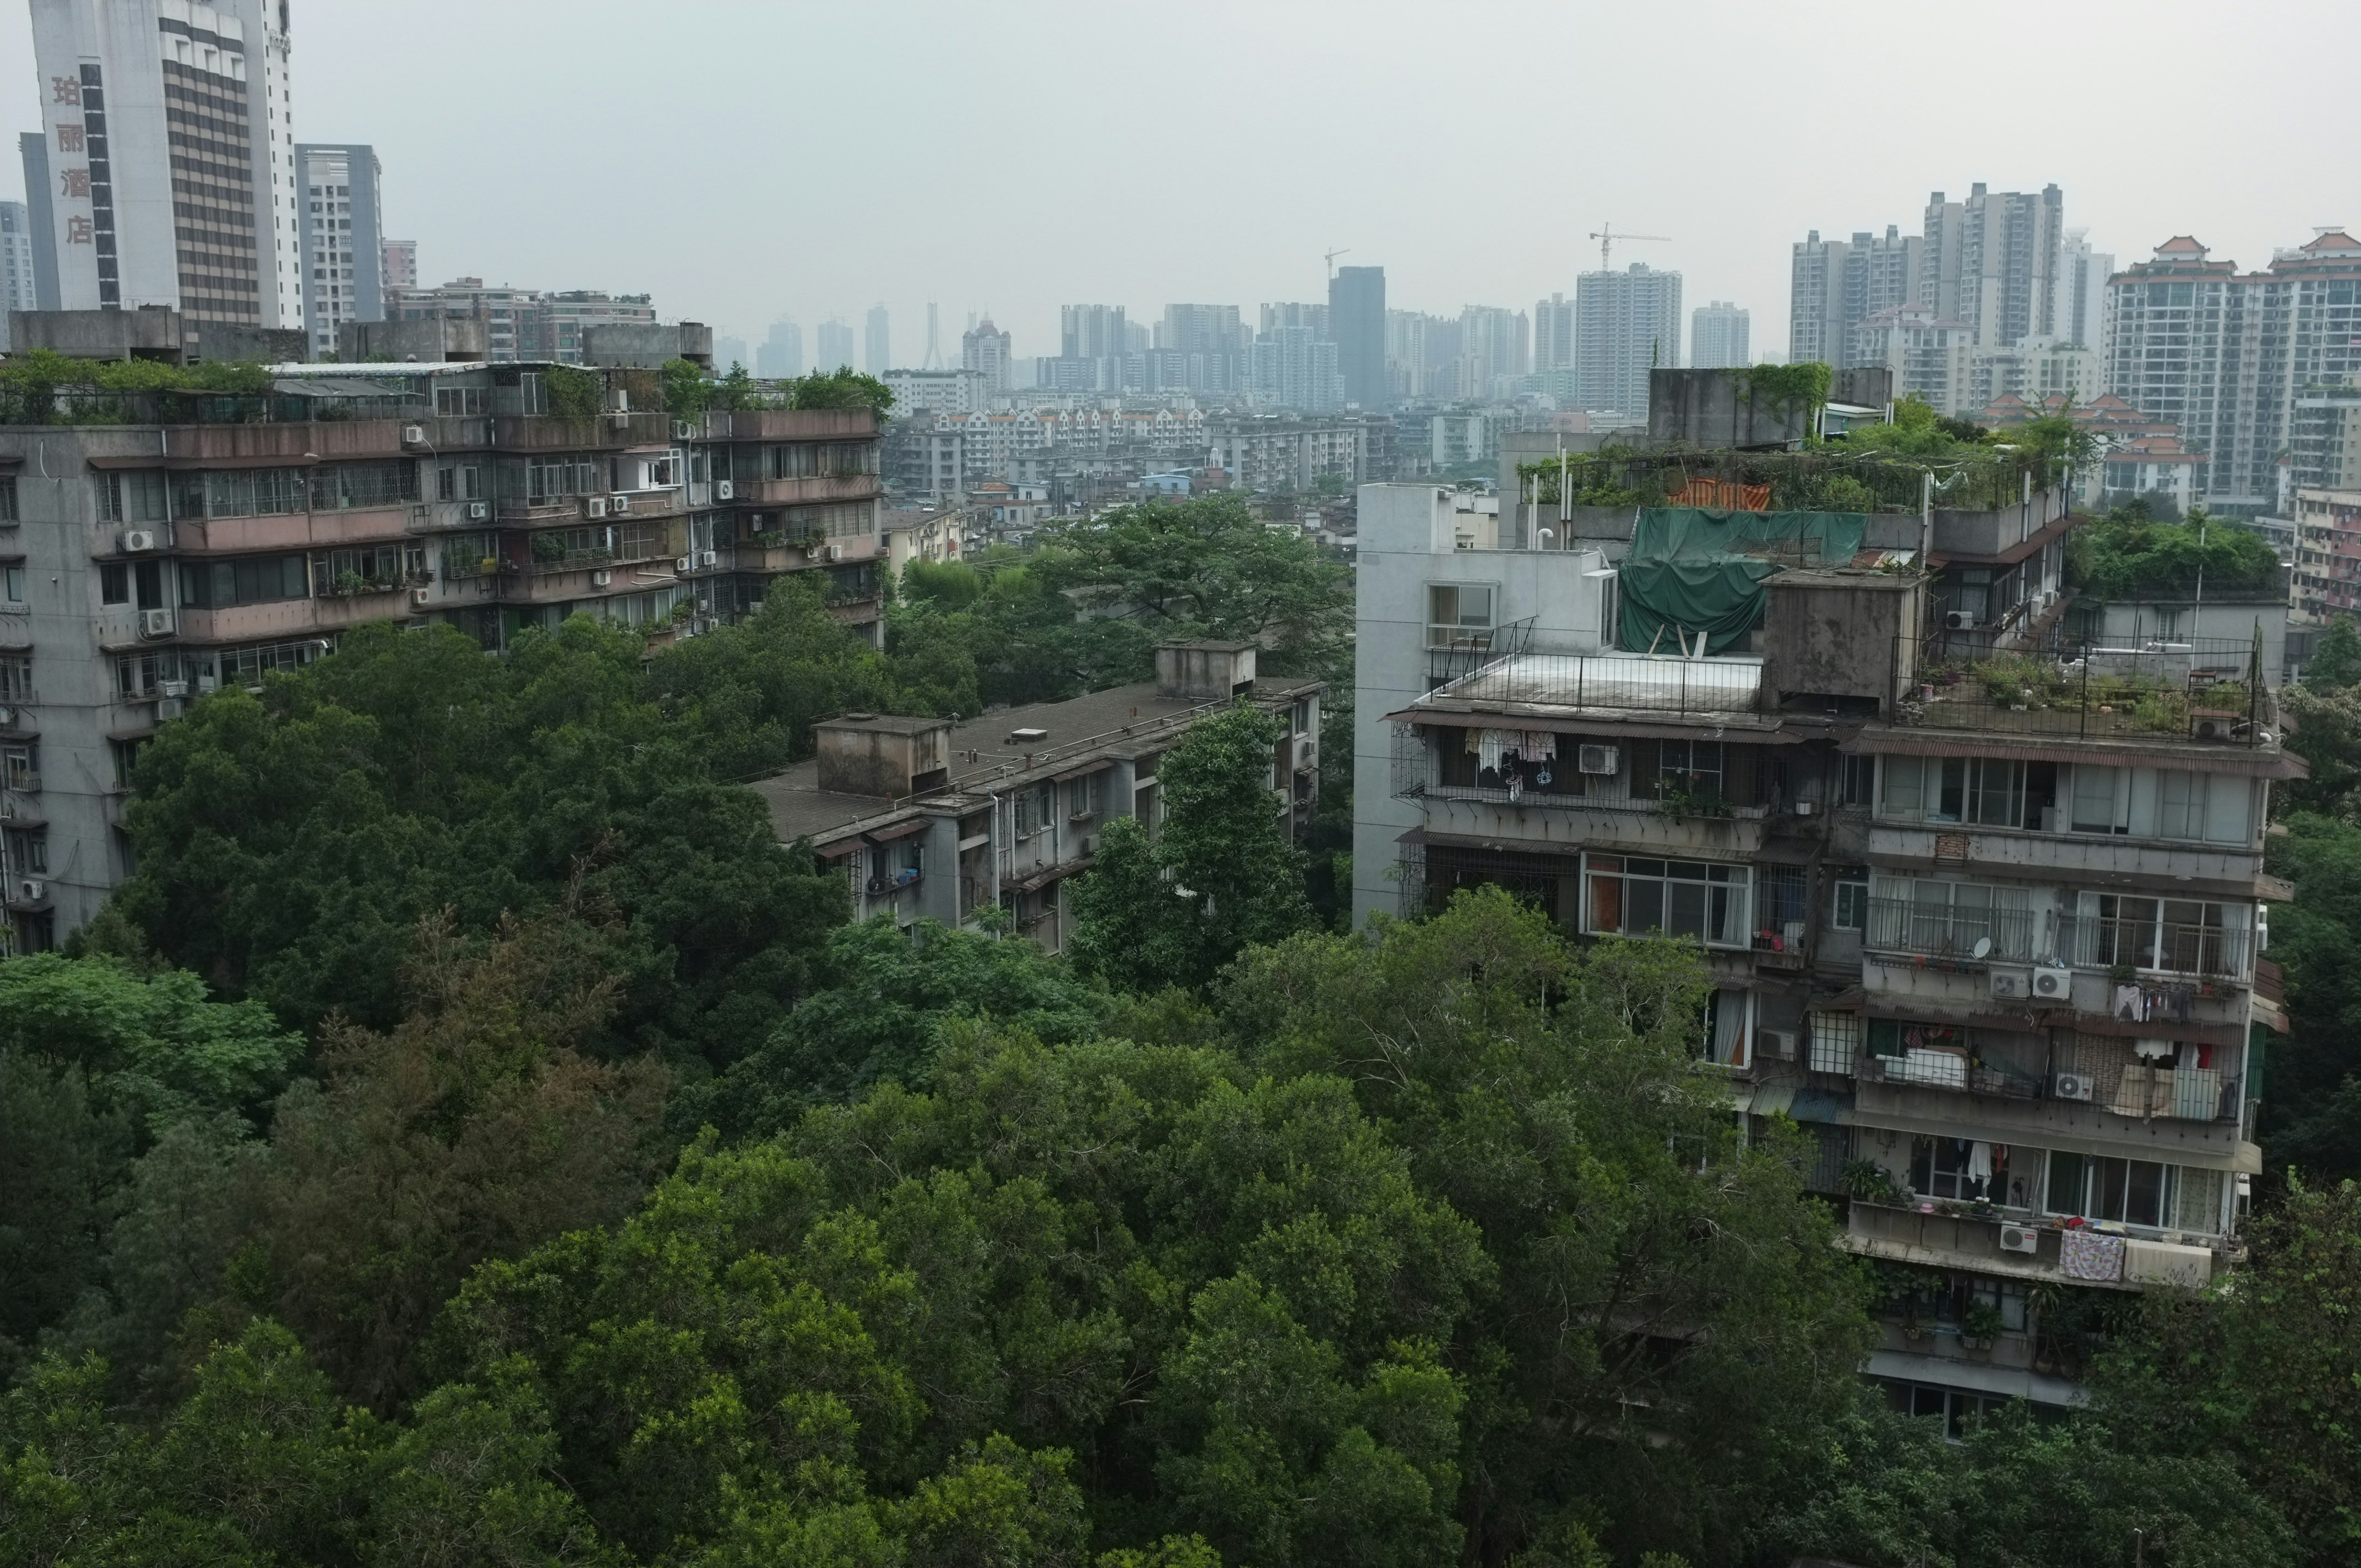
<box><xmin>6</xmin><ymin>0</ymin><xmax>2359</xmax><ymax>365</ymax></box>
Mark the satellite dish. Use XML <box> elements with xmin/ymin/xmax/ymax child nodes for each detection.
<box><xmin>1972</xmin><ymin>937</ymin><xmax>1993</xmax><ymax>960</ymax></box>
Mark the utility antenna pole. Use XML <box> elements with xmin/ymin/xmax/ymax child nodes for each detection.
<box><xmin>1325</xmin><ymin>247</ymin><xmax>1350</xmax><ymax>281</ymax></box>
<box><xmin>1588</xmin><ymin>222</ymin><xmax>1672</xmax><ymax>271</ymax></box>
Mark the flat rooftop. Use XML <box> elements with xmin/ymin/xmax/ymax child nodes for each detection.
<box><xmin>749</xmin><ymin>675</ymin><xmax>1323</xmax><ymax>844</ymax></box>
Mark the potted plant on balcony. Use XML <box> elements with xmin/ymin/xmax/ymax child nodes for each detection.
<box><xmin>1961</xmin><ymin>1297</ymin><xmax>2005</xmax><ymax>1355</ymax></box>
<box><xmin>531</xmin><ymin>532</ymin><xmax>565</xmax><ymax>565</ymax></box>
<box><xmin>333</xmin><ymin>569</ymin><xmax>366</xmax><ymax>596</ymax></box>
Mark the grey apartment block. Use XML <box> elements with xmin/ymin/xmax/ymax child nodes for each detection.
<box><xmin>1354</xmin><ymin>464</ymin><xmax>2278</xmax><ymax>1417</ymax></box>
<box><xmin>1575</xmin><ymin>264</ymin><xmax>1681</xmax><ymax>415</ymax></box>
<box><xmin>295</xmin><ymin>144</ymin><xmax>387</xmax><ymax>357</ymax></box>
<box><xmin>749</xmin><ymin>642</ymin><xmax>1321</xmax><ymax>950</ymax></box>
<box><xmin>0</xmin><ymin>330</ymin><xmax>889</xmax><ymax>949</ymax></box>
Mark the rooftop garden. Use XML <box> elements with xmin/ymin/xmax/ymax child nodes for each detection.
<box><xmin>1515</xmin><ymin>388</ymin><xmax>2091</xmax><ymax>514</ymax></box>
<box><xmin>1909</xmin><ymin>635</ymin><xmax>2268</xmax><ymax>739</ymax></box>
<box><xmin>0</xmin><ymin>349</ymin><xmax>282</xmax><ymax>425</ymax></box>
<box><xmin>2068</xmin><ymin>499</ymin><xmax>2281</xmax><ymax>600</ymax></box>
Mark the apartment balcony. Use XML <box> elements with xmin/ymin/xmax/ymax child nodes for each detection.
<box><xmin>490</xmin><ymin>412</ymin><xmax>674</xmax><ymax>451</ymax></box>
<box><xmin>1893</xmin><ymin>635</ymin><xmax>2273</xmax><ymax>743</ymax></box>
<box><xmin>705</xmin><ymin>409</ymin><xmax>879</xmax><ymax>442</ymax></box>
<box><xmin>1842</xmin><ymin>1198</ymin><xmax>2220</xmax><ymax>1291</ymax></box>
<box><xmin>150</xmin><ymin>420</ymin><xmax>411</xmax><ymax>465</ymax></box>
<box><xmin>1866</xmin><ymin>821</ymin><xmax>2267</xmax><ymax>895</ymax></box>
<box><xmin>728</xmin><ymin>474</ymin><xmax>881</xmax><ymax>507</ymax></box>
<box><xmin>497</xmin><ymin>559</ymin><xmax>681</xmax><ymax>604</ymax></box>
<box><xmin>496</xmin><ymin>489</ymin><xmax>685</xmax><ymax>526</ymax></box>
<box><xmin>171</xmin><ymin>592</ymin><xmax>414</xmax><ymax>644</ymax></box>
<box><xmin>170</xmin><ymin>505</ymin><xmax>421</xmax><ymax>554</ymax></box>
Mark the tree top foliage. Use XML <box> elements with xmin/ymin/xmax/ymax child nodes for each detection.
<box><xmin>2072</xmin><ymin>502</ymin><xmax>2280</xmax><ymax>600</ymax></box>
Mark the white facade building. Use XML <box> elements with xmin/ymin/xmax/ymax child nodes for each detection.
<box><xmin>0</xmin><ymin>202</ymin><xmax>39</xmax><ymax>349</ymax></box>
<box><xmin>884</xmin><ymin>369</ymin><xmax>985</xmax><ymax>416</ymax></box>
<box><xmin>961</xmin><ymin>317</ymin><xmax>1013</xmax><ymax>396</ymax></box>
<box><xmin>1855</xmin><ymin>303</ymin><xmax>1974</xmax><ymax>415</ymax></box>
<box><xmin>29</xmin><ymin>0</ymin><xmax>303</xmax><ymax>332</ymax></box>
<box><xmin>1575</xmin><ymin>264</ymin><xmax>1682</xmax><ymax>416</ymax></box>
<box><xmin>1691</xmin><ymin>301</ymin><xmax>1750</xmax><ymax>369</ymax></box>
<box><xmin>293</xmin><ymin>143</ymin><xmax>383</xmax><ymax>357</ymax></box>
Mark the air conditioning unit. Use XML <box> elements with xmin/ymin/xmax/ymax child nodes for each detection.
<box><xmin>466</xmin><ymin>500</ymin><xmax>490</xmax><ymax>521</ymax></box>
<box><xmin>1760</xmin><ymin>1028</ymin><xmax>1796</xmax><ymax>1061</ymax></box>
<box><xmin>2053</xmin><ymin>1070</ymin><xmax>2094</xmax><ymax>1102</ymax></box>
<box><xmin>16</xmin><ymin>879</ymin><xmax>43</xmax><ymax>904</ymax></box>
<box><xmin>2032</xmin><ymin>964</ymin><xmax>2072</xmax><ymax>1000</ymax></box>
<box><xmin>120</xmin><ymin>529</ymin><xmax>157</xmax><ymax>553</ymax></box>
<box><xmin>714</xmin><ymin>480</ymin><xmax>735</xmax><ymax>500</ymax></box>
<box><xmin>610</xmin><ymin>493</ymin><xmax>632</xmax><ymax>514</ymax></box>
<box><xmin>1576</xmin><ymin>743</ymin><xmax>1619</xmax><ymax>775</ymax></box>
<box><xmin>676</xmin><ymin>555</ymin><xmax>693</xmax><ymax>573</ymax></box>
<box><xmin>157</xmin><ymin>696</ymin><xmax>185</xmax><ymax>720</ymax></box>
<box><xmin>698</xmin><ymin>549</ymin><xmax>719</xmax><ymax>568</ymax></box>
<box><xmin>139</xmin><ymin>608</ymin><xmax>174</xmax><ymax>639</ymax></box>
<box><xmin>671</xmin><ymin>419</ymin><xmax>695</xmax><ymax>440</ymax></box>
<box><xmin>2193</xmin><ymin>714</ymin><xmax>2234</xmax><ymax>742</ymax></box>
<box><xmin>1999</xmin><ymin>1223</ymin><xmax>2041</xmax><ymax>1254</ymax></box>
<box><xmin>1944</xmin><ymin>610</ymin><xmax>1979</xmax><ymax>631</ymax></box>
<box><xmin>822</xmin><ymin>543</ymin><xmax>842</xmax><ymax>562</ymax></box>
<box><xmin>583</xmin><ymin>496</ymin><xmax>610</xmax><ymax>519</ymax></box>
<box><xmin>1990</xmin><ymin>967</ymin><xmax>2027</xmax><ymax>1000</ymax></box>
<box><xmin>606</xmin><ymin>411</ymin><xmax>630</xmax><ymax>429</ymax></box>
<box><xmin>401</xmin><ymin>424</ymin><xmax>427</xmax><ymax>445</ymax></box>
<box><xmin>409</xmin><ymin>587</ymin><xmax>429</xmax><ymax>608</ymax></box>
<box><xmin>591</xmin><ymin>569</ymin><xmax>613</xmax><ymax>587</ymax></box>
<box><xmin>160</xmin><ymin>679</ymin><xmax>189</xmax><ymax>699</ymax></box>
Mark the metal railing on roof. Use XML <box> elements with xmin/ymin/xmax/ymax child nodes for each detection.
<box><xmin>1895</xmin><ymin>632</ymin><xmax>2270</xmax><ymax>742</ymax></box>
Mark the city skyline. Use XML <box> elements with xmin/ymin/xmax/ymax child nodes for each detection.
<box><xmin>3</xmin><ymin>0</ymin><xmax>2350</xmax><ymax>369</ymax></box>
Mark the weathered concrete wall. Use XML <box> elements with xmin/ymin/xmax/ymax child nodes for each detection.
<box><xmin>1648</xmin><ymin>368</ymin><xmax>1811</xmax><ymax>449</ymax></box>
<box><xmin>9</xmin><ymin>306</ymin><xmax>184</xmax><ymax>360</ymax></box>
<box><xmin>582</xmin><ymin>322</ymin><xmax>714</xmax><ymax>371</ymax></box>
<box><xmin>339</xmin><ymin>318</ymin><xmax>488</xmax><ymax>363</ymax></box>
<box><xmin>1762</xmin><ymin>570</ymin><xmax>1924</xmax><ymax>711</ymax></box>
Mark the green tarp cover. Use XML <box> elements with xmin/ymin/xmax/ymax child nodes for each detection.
<box><xmin>1618</xmin><ymin>507</ymin><xmax>1871</xmax><ymax>655</ymax></box>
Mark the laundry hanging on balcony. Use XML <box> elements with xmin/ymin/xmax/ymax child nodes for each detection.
<box><xmin>2059</xmin><ymin>1228</ymin><xmax>2128</xmax><ymax>1282</ymax></box>
<box><xmin>1470</xmin><ymin>728</ymin><xmax>1559</xmax><ymax>793</ymax></box>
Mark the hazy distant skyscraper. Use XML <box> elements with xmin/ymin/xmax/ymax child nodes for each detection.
<box><xmin>1260</xmin><ymin>301</ymin><xmax>1329</xmax><ymax>337</ymax></box>
<box><xmin>1789</xmin><ymin>226</ymin><xmax>1917</xmax><ymax>368</ymax></box>
<box><xmin>1457</xmin><ymin>305</ymin><xmax>1530</xmax><ymax>399</ymax></box>
<box><xmin>815</xmin><ymin>317</ymin><xmax>855</xmax><ymax>371</ymax></box>
<box><xmin>757</xmin><ymin>319</ymin><xmax>802</xmax><ymax>379</ymax></box>
<box><xmin>864</xmin><ymin>304</ymin><xmax>891</xmax><ymax>373</ymax></box>
<box><xmin>923</xmin><ymin>302</ymin><xmax>944</xmax><ymax>369</ymax></box>
<box><xmin>1575</xmin><ymin>264</ymin><xmax>1682</xmax><ymax>414</ymax></box>
<box><xmin>1690</xmin><ymin>302</ymin><xmax>1750</xmax><ymax>368</ymax></box>
<box><xmin>1156</xmin><ymin>304</ymin><xmax>1251</xmax><ymax>393</ymax></box>
<box><xmin>962</xmin><ymin>317</ymin><xmax>1013</xmax><ymax>395</ymax></box>
<box><xmin>1920</xmin><ymin>183</ymin><xmax>2064</xmax><ymax>348</ymax></box>
<box><xmin>1329</xmin><ymin>265</ymin><xmax>1386</xmax><ymax>406</ymax></box>
<box><xmin>2060</xmin><ymin>229</ymin><xmax>2113</xmax><ymax>351</ymax></box>
<box><xmin>1252</xmin><ymin>324</ymin><xmax>1341</xmax><ymax>413</ymax></box>
<box><xmin>1060</xmin><ymin>304</ymin><xmax>1128</xmax><ymax>358</ymax></box>
<box><xmin>0</xmin><ymin>202</ymin><xmax>37</xmax><ymax>350</ymax></box>
<box><xmin>1533</xmin><ymin>294</ymin><xmax>1576</xmax><ymax>374</ymax></box>
<box><xmin>715</xmin><ymin>334</ymin><xmax>749</xmax><ymax>373</ymax></box>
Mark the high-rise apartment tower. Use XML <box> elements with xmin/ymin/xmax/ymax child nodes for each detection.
<box><xmin>293</xmin><ymin>143</ymin><xmax>384</xmax><ymax>358</ymax></box>
<box><xmin>1329</xmin><ymin>265</ymin><xmax>1386</xmax><ymax>407</ymax></box>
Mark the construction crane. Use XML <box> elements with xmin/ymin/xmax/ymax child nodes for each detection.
<box><xmin>1588</xmin><ymin>223</ymin><xmax>1670</xmax><ymax>271</ymax></box>
<box><xmin>1325</xmin><ymin>247</ymin><xmax>1350</xmax><ymax>280</ymax></box>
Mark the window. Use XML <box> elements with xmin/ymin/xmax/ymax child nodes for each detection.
<box><xmin>1841</xmin><ymin>754</ymin><xmax>1875</xmax><ymax>807</ymax></box>
<box><xmin>6</xmin><ymin>827</ymin><xmax>47</xmax><ymax>876</ymax></box>
<box><xmin>2</xmin><ymin>744</ymin><xmax>37</xmax><ymax>790</ymax></box>
<box><xmin>2046</xmin><ymin>1150</ymin><xmax>2172</xmax><ymax>1228</ymax></box>
<box><xmin>432</xmin><ymin>385</ymin><xmax>486</xmax><ymax>417</ymax></box>
<box><xmin>100</xmin><ymin>563</ymin><xmax>129</xmax><ymax>605</ymax></box>
<box><xmin>0</xmin><ymin>476</ymin><xmax>17</xmax><ymax>522</ymax></box>
<box><xmin>135</xmin><ymin>560</ymin><xmax>164</xmax><ymax>611</ymax></box>
<box><xmin>1761</xmin><ymin>864</ymin><xmax>1808</xmax><ymax>934</ymax></box>
<box><xmin>0</xmin><ymin>657</ymin><xmax>29</xmax><ymax>704</ymax></box>
<box><xmin>2077</xmin><ymin>894</ymin><xmax>2242</xmax><ymax>976</ymax></box>
<box><xmin>1880</xmin><ymin>755</ymin><xmax>2030</xmax><ymax>827</ymax></box>
<box><xmin>1702</xmin><ymin>988</ymin><xmax>1750</xmax><ymax>1066</ymax></box>
<box><xmin>179</xmin><ymin>555</ymin><xmax>309</xmax><ymax>608</ymax></box>
<box><xmin>1869</xmin><ymin>878</ymin><xmax>2032</xmax><ymax>959</ymax></box>
<box><xmin>1807</xmin><ymin>1010</ymin><xmax>1860</xmax><ymax>1075</ymax></box>
<box><xmin>3</xmin><ymin>568</ymin><xmax>22</xmax><ymax>605</ymax></box>
<box><xmin>1911</xmin><ymin>1136</ymin><xmax>2013</xmax><ymax>1202</ymax></box>
<box><xmin>93</xmin><ymin>470</ymin><xmax>167</xmax><ymax>523</ymax></box>
<box><xmin>1582</xmin><ymin>853</ymin><xmax>1751</xmax><ymax>946</ymax></box>
<box><xmin>202</xmin><ymin>467</ymin><xmax>308</xmax><ymax>519</ymax></box>
<box><xmin>1834</xmin><ymin>879</ymin><xmax>1869</xmax><ymax>932</ymax></box>
<box><xmin>1657</xmin><ymin>738</ymin><xmax>1723</xmax><ymax>799</ymax></box>
<box><xmin>1426</xmin><ymin>582</ymin><xmax>1494</xmax><ymax>649</ymax></box>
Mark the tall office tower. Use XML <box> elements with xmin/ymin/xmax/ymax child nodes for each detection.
<box><xmin>2106</xmin><ymin>230</ymin><xmax>2361</xmax><ymax>511</ymax></box>
<box><xmin>1691</xmin><ymin>301</ymin><xmax>1750</xmax><ymax>368</ymax></box>
<box><xmin>1789</xmin><ymin>226</ymin><xmax>1918</xmax><ymax>368</ymax></box>
<box><xmin>0</xmin><ymin>203</ymin><xmax>39</xmax><ymax>349</ymax></box>
<box><xmin>1533</xmin><ymin>293</ymin><xmax>1576</xmax><ymax>374</ymax></box>
<box><xmin>379</xmin><ymin>238</ymin><xmax>416</xmax><ymax>292</ymax></box>
<box><xmin>714</xmin><ymin>334</ymin><xmax>749</xmax><ymax>373</ymax></box>
<box><xmin>815</xmin><ymin>317</ymin><xmax>855</xmax><ymax>371</ymax></box>
<box><xmin>1574</xmin><ymin>263</ymin><xmax>1682</xmax><ymax>415</ymax></box>
<box><xmin>961</xmin><ymin>316</ymin><xmax>1012</xmax><ymax>395</ymax></box>
<box><xmin>2060</xmin><ymin>230</ymin><xmax>2113</xmax><ymax>351</ymax></box>
<box><xmin>922</xmin><ymin>301</ymin><xmax>943</xmax><ymax>369</ymax></box>
<box><xmin>28</xmin><ymin>0</ymin><xmax>301</xmax><ymax>330</ymax></box>
<box><xmin>1328</xmin><ymin>264</ymin><xmax>1386</xmax><ymax>406</ymax></box>
<box><xmin>293</xmin><ymin>144</ymin><xmax>383</xmax><ymax>357</ymax></box>
<box><xmin>864</xmin><ymin>303</ymin><xmax>890</xmax><ymax>373</ymax></box>
<box><xmin>1919</xmin><ymin>183</ymin><xmax>2064</xmax><ymax>348</ymax></box>
<box><xmin>758</xmin><ymin>319</ymin><xmax>803</xmax><ymax>379</ymax></box>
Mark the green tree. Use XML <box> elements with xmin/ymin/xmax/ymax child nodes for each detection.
<box><xmin>0</xmin><ymin>1051</ymin><xmax>132</xmax><ymax>1378</ymax></box>
<box><xmin>787</xmin><ymin>367</ymin><xmax>896</xmax><ymax>414</ymax></box>
<box><xmin>2076</xmin><ymin>507</ymin><xmax>2280</xmax><ymax>600</ymax></box>
<box><xmin>2306</xmin><ymin>616</ymin><xmax>2361</xmax><ymax>690</ymax></box>
<box><xmin>1069</xmin><ymin>704</ymin><xmax>1312</xmax><ymax>993</ymax></box>
<box><xmin>2087</xmin><ymin>1177</ymin><xmax>2361</xmax><ymax>1566</ymax></box>
<box><xmin>2258</xmin><ymin>814</ymin><xmax>2361</xmax><ymax>1178</ymax></box>
<box><xmin>659</xmin><ymin>356</ymin><xmax>711</xmax><ymax>416</ymax></box>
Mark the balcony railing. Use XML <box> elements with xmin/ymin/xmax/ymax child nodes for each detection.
<box><xmin>1896</xmin><ymin>633</ymin><xmax>2271</xmax><ymax>743</ymax></box>
<box><xmin>2056</xmin><ymin>914</ymin><xmax>2250</xmax><ymax>981</ymax></box>
<box><xmin>1863</xmin><ymin>896</ymin><xmax>2037</xmax><ymax>961</ymax></box>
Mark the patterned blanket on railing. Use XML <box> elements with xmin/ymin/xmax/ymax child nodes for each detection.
<box><xmin>2059</xmin><ymin>1228</ymin><xmax>2126</xmax><ymax>1282</ymax></box>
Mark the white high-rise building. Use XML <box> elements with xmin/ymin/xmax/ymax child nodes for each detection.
<box><xmin>2060</xmin><ymin>230</ymin><xmax>2113</xmax><ymax>351</ymax></box>
<box><xmin>1691</xmin><ymin>301</ymin><xmax>1750</xmax><ymax>368</ymax></box>
<box><xmin>1533</xmin><ymin>293</ymin><xmax>1576</xmax><ymax>375</ymax></box>
<box><xmin>864</xmin><ymin>303</ymin><xmax>890</xmax><ymax>374</ymax></box>
<box><xmin>1920</xmin><ymin>183</ymin><xmax>2065</xmax><ymax>349</ymax></box>
<box><xmin>1789</xmin><ymin>227</ymin><xmax>1918</xmax><ymax>369</ymax></box>
<box><xmin>1575</xmin><ymin>263</ymin><xmax>1682</xmax><ymax>415</ymax></box>
<box><xmin>0</xmin><ymin>202</ymin><xmax>39</xmax><ymax>349</ymax></box>
<box><xmin>961</xmin><ymin>317</ymin><xmax>1013</xmax><ymax>396</ymax></box>
<box><xmin>28</xmin><ymin>0</ymin><xmax>303</xmax><ymax>333</ymax></box>
<box><xmin>2106</xmin><ymin>231</ymin><xmax>2361</xmax><ymax>512</ymax></box>
<box><xmin>293</xmin><ymin>143</ymin><xmax>383</xmax><ymax>357</ymax></box>
<box><xmin>1854</xmin><ymin>302</ymin><xmax>1974</xmax><ymax>415</ymax></box>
